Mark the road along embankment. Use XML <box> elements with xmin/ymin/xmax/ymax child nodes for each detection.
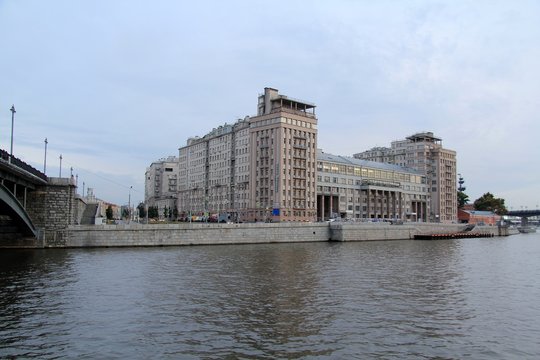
<box><xmin>36</xmin><ymin>222</ymin><xmax>509</xmax><ymax>248</ymax></box>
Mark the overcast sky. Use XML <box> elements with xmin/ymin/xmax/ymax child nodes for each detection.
<box><xmin>1</xmin><ymin>0</ymin><xmax>539</xmax><ymax>209</ymax></box>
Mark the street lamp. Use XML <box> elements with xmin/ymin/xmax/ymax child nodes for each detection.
<box><xmin>43</xmin><ymin>138</ymin><xmax>48</xmax><ymax>174</ymax></box>
<box><xmin>59</xmin><ymin>154</ymin><xmax>63</xmax><ymax>177</ymax></box>
<box><xmin>128</xmin><ymin>186</ymin><xmax>132</xmax><ymax>222</ymax></box>
<box><xmin>9</xmin><ymin>105</ymin><xmax>15</xmax><ymax>163</ymax></box>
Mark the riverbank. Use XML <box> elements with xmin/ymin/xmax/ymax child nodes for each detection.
<box><xmin>26</xmin><ymin>222</ymin><xmax>510</xmax><ymax>248</ymax></box>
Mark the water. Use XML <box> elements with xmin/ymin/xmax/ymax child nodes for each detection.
<box><xmin>1</xmin><ymin>233</ymin><xmax>540</xmax><ymax>359</ymax></box>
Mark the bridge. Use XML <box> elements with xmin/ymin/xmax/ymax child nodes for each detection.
<box><xmin>506</xmin><ymin>209</ymin><xmax>540</xmax><ymax>226</ymax></box>
<box><xmin>0</xmin><ymin>149</ymin><xmax>82</xmax><ymax>247</ymax></box>
<box><xmin>506</xmin><ymin>209</ymin><xmax>540</xmax><ymax>218</ymax></box>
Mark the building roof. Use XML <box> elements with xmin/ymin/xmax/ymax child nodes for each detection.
<box><xmin>460</xmin><ymin>210</ymin><xmax>499</xmax><ymax>216</ymax></box>
<box><xmin>317</xmin><ymin>150</ymin><xmax>423</xmax><ymax>175</ymax></box>
<box><xmin>274</xmin><ymin>94</ymin><xmax>316</xmax><ymax>109</ymax></box>
<box><xmin>406</xmin><ymin>131</ymin><xmax>442</xmax><ymax>142</ymax></box>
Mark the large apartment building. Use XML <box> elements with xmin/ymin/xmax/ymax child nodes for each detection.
<box><xmin>148</xmin><ymin>88</ymin><xmax>436</xmax><ymax>223</ymax></box>
<box><xmin>177</xmin><ymin>87</ymin><xmax>318</xmax><ymax>222</ymax></box>
<box><xmin>144</xmin><ymin>156</ymin><xmax>179</xmax><ymax>216</ymax></box>
<box><xmin>353</xmin><ymin>132</ymin><xmax>457</xmax><ymax>222</ymax></box>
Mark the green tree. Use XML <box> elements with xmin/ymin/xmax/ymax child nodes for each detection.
<box><xmin>473</xmin><ymin>192</ymin><xmax>507</xmax><ymax>215</ymax></box>
<box><xmin>163</xmin><ymin>206</ymin><xmax>169</xmax><ymax>219</ymax></box>
<box><xmin>106</xmin><ymin>205</ymin><xmax>113</xmax><ymax>221</ymax></box>
<box><xmin>148</xmin><ymin>206</ymin><xmax>159</xmax><ymax>219</ymax></box>
<box><xmin>137</xmin><ymin>202</ymin><xmax>147</xmax><ymax>219</ymax></box>
<box><xmin>457</xmin><ymin>174</ymin><xmax>469</xmax><ymax>208</ymax></box>
<box><xmin>458</xmin><ymin>191</ymin><xmax>470</xmax><ymax>208</ymax></box>
<box><xmin>172</xmin><ymin>206</ymin><xmax>178</xmax><ymax>220</ymax></box>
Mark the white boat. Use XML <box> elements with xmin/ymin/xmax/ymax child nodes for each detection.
<box><xmin>518</xmin><ymin>226</ymin><xmax>537</xmax><ymax>233</ymax></box>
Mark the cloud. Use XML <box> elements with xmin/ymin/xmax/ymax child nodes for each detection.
<box><xmin>1</xmin><ymin>0</ymin><xmax>539</xmax><ymax>207</ymax></box>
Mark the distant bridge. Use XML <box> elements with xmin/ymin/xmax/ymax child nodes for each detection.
<box><xmin>506</xmin><ymin>209</ymin><xmax>540</xmax><ymax>227</ymax></box>
<box><xmin>506</xmin><ymin>210</ymin><xmax>540</xmax><ymax>218</ymax></box>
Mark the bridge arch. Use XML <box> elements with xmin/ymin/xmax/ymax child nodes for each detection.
<box><xmin>0</xmin><ymin>182</ymin><xmax>36</xmax><ymax>237</ymax></box>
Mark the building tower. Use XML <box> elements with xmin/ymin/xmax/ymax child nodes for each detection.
<box><xmin>176</xmin><ymin>87</ymin><xmax>318</xmax><ymax>222</ymax></box>
<box><xmin>248</xmin><ymin>87</ymin><xmax>318</xmax><ymax>222</ymax></box>
<box><xmin>144</xmin><ymin>156</ymin><xmax>179</xmax><ymax>218</ymax></box>
<box><xmin>353</xmin><ymin>132</ymin><xmax>457</xmax><ymax>223</ymax></box>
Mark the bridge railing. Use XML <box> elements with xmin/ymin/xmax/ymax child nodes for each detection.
<box><xmin>0</xmin><ymin>149</ymin><xmax>48</xmax><ymax>182</ymax></box>
<box><xmin>506</xmin><ymin>210</ymin><xmax>540</xmax><ymax>217</ymax></box>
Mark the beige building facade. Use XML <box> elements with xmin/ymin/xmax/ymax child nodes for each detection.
<box><xmin>249</xmin><ymin>87</ymin><xmax>317</xmax><ymax>222</ymax></box>
<box><xmin>177</xmin><ymin>87</ymin><xmax>317</xmax><ymax>222</ymax></box>
<box><xmin>144</xmin><ymin>156</ymin><xmax>179</xmax><ymax>217</ymax></box>
<box><xmin>353</xmin><ymin>132</ymin><xmax>457</xmax><ymax>223</ymax></box>
<box><xmin>317</xmin><ymin>150</ymin><xmax>429</xmax><ymax>221</ymax></box>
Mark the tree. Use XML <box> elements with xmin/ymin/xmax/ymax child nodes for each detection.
<box><xmin>163</xmin><ymin>206</ymin><xmax>169</xmax><ymax>219</ymax></box>
<box><xmin>473</xmin><ymin>192</ymin><xmax>507</xmax><ymax>215</ymax></box>
<box><xmin>106</xmin><ymin>205</ymin><xmax>113</xmax><ymax>221</ymax></box>
<box><xmin>148</xmin><ymin>206</ymin><xmax>159</xmax><ymax>219</ymax></box>
<box><xmin>172</xmin><ymin>206</ymin><xmax>178</xmax><ymax>220</ymax></box>
<box><xmin>458</xmin><ymin>191</ymin><xmax>470</xmax><ymax>208</ymax></box>
<box><xmin>137</xmin><ymin>202</ymin><xmax>147</xmax><ymax>219</ymax></box>
<box><xmin>457</xmin><ymin>174</ymin><xmax>469</xmax><ymax>208</ymax></box>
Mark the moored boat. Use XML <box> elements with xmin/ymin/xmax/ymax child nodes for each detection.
<box><xmin>518</xmin><ymin>226</ymin><xmax>537</xmax><ymax>233</ymax></box>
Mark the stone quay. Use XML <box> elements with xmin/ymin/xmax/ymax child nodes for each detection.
<box><xmin>35</xmin><ymin>222</ymin><xmax>507</xmax><ymax>248</ymax></box>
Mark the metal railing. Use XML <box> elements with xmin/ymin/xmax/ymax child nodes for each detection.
<box><xmin>0</xmin><ymin>149</ymin><xmax>48</xmax><ymax>182</ymax></box>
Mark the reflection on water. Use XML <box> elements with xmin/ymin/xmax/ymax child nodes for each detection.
<box><xmin>1</xmin><ymin>234</ymin><xmax>540</xmax><ymax>359</ymax></box>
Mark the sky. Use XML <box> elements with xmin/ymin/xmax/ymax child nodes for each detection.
<box><xmin>1</xmin><ymin>0</ymin><xmax>539</xmax><ymax>210</ymax></box>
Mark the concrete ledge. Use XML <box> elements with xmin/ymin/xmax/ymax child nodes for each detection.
<box><xmin>39</xmin><ymin>222</ymin><xmax>508</xmax><ymax>248</ymax></box>
<box><xmin>61</xmin><ymin>222</ymin><xmax>331</xmax><ymax>248</ymax></box>
<box><xmin>330</xmin><ymin>223</ymin><xmax>502</xmax><ymax>241</ymax></box>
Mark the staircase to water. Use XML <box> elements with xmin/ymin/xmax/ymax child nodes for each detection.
<box><xmin>80</xmin><ymin>204</ymin><xmax>99</xmax><ymax>225</ymax></box>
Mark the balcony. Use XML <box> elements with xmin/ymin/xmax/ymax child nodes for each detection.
<box><xmin>269</xmin><ymin>106</ymin><xmax>316</xmax><ymax>119</ymax></box>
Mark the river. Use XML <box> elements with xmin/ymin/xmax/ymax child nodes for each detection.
<box><xmin>1</xmin><ymin>233</ymin><xmax>540</xmax><ymax>359</ymax></box>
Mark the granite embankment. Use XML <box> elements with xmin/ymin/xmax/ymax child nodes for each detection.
<box><xmin>42</xmin><ymin>222</ymin><xmax>508</xmax><ymax>248</ymax></box>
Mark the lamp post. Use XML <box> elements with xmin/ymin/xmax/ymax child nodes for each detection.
<box><xmin>128</xmin><ymin>186</ymin><xmax>132</xmax><ymax>223</ymax></box>
<box><xmin>43</xmin><ymin>138</ymin><xmax>48</xmax><ymax>174</ymax></box>
<box><xmin>59</xmin><ymin>154</ymin><xmax>63</xmax><ymax>177</ymax></box>
<box><xmin>9</xmin><ymin>105</ymin><xmax>15</xmax><ymax>163</ymax></box>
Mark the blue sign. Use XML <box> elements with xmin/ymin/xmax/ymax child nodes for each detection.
<box><xmin>272</xmin><ymin>208</ymin><xmax>280</xmax><ymax>216</ymax></box>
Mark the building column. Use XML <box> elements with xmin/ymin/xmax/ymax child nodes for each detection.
<box><xmin>328</xmin><ymin>191</ymin><xmax>334</xmax><ymax>218</ymax></box>
<box><xmin>385</xmin><ymin>191</ymin><xmax>390</xmax><ymax>219</ymax></box>
<box><xmin>366</xmin><ymin>189</ymin><xmax>371</xmax><ymax>219</ymax></box>
<box><xmin>391</xmin><ymin>191</ymin><xmax>395</xmax><ymax>219</ymax></box>
<box><xmin>398</xmin><ymin>193</ymin><xmax>403</xmax><ymax>220</ymax></box>
<box><xmin>320</xmin><ymin>194</ymin><xmax>325</xmax><ymax>221</ymax></box>
<box><xmin>374</xmin><ymin>190</ymin><xmax>378</xmax><ymax>218</ymax></box>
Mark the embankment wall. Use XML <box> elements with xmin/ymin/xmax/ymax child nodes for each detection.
<box><xmin>41</xmin><ymin>222</ymin><xmax>506</xmax><ymax>248</ymax></box>
<box><xmin>330</xmin><ymin>223</ymin><xmax>501</xmax><ymax>241</ymax></box>
<box><xmin>57</xmin><ymin>222</ymin><xmax>331</xmax><ymax>248</ymax></box>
